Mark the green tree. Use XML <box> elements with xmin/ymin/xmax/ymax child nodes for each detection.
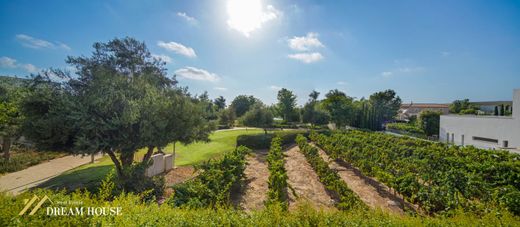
<box><xmin>23</xmin><ymin>38</ymin><xmax>212</xmax><ymax>190</ymax></box>
<box><xmin>449</xmin><ymin>99</ymin><xmax>478</xmax><ymax>114</ymax></box>
<box><xmin>322</xmin><ymin>89</ymin><xmax>354</xmax><ymax>128</ymax></box>
<box><xmin>218</xmin><ymin>107</ymin><xmax>236</xmax><ymax>128</ymax></box>
<box><xmin>418</xmin><ymin>110</ymin><xmax>441</xmax><ymax>136</ymax></box>
<box><xmin>302</xmin><ymin>90</ymin><xmax>328</xmax><ymax>126</ymax></box>
<box><xmin>213</xmin><ymin>96</ymin><xmax>226</xmax><ymax>111</ymax></box>
<box><xmin>240</xmin><ymin>104</ymin><xmax>273</xmax><ymax>134</ymax></box>
<box><xmin>276</xmin><ymin>88</ymin><xmax>297</xmax><ymax>122</ymax></box>
<box><xmin>0</xmin><ymin>83</ymin><xmax>26</xmax><ymax>160</ymax></box>
<box><xmin>230</xmin><ymin>95</ymin><xmax>260</xmax><ymax>117</ymax></box>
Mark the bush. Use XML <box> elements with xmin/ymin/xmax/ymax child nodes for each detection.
<box><xmin>2</xmin><ymin>188</ymin><xmax>519</xmax><ymax>226</ymax></box>
<box><xmin>236</xmin><ymin>130</ymin><xmax>308</xmax><ymax>149</ymax></box>
<box><xmin>296</xmin><ymin>134</ymin><xmax>364</xmax><ymax>210</ymax></box>
<box><xmin>418</xmin><ymin>110</ymin><xmax>440</xmax><ymax>136</ymax></box>
<box><xmin>265</xmin><ymin>136</ymin><xmax>288</xmax><ymax>209</ymax></box>
<box><xmin>167</xmin><ymin>146</ymin><xmax>250</xmax><ymax>208</ymax></box>
<box><xmin>386</xmin><ymin>123</ymin><xmax>425</xmax><ymax>137</ymax></box>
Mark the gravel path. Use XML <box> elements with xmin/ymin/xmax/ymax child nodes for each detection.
<box><xmin>313</xmin><ymin>143</ymin><xmax>415</xmax><ymax>215</ymax></box>
<box><xmin>234</xmin><ymin>150</ymin><xmax>269</xmax><ymax>211</ymax></box>
<box><xmin>284</xmin><ymin>146</ymin><xmax>335</xmax><ymax>210</ymax></box>
<box><xmin>0</xmin><ymin>153</ymin><xmax>103</xmax><ymax>195</ymax></box>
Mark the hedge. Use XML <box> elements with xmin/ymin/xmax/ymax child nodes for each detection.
<box><xmin>236</xmin><ymin>130</ymin><xmax>308</xmax><ymax>149</ymax></box>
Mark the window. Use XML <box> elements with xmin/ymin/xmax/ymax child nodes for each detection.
<box><xmin>503</xmin><ymin>140</ymin><xmax>509</xmax><ymax>148</ymax></box>
<box><xmin>472</xmin><ymin>136</ymin><xmax>498</xmax><ymax>144</ymax></box>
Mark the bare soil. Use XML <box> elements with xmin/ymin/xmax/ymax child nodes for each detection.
<box><xmin>284</xmin><ymin>145</ymin><xmax>335</xmax><ymax>210</ymax></box>
<box><xmin>162</xmin><ymin>166</ymin><xmax>197</xmax><ymax>199</ymax></box>
<box><xmin>312</xmin><ymin>143</ymin><xmax>417</xmax><ymax>215</ymax></box>
<box><xmin>233</xmin><ymin>150</ymin><xmax>269</xmax><ymax>211</ymax></box>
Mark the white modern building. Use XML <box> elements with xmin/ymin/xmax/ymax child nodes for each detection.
<box><xmin>439</xmin><ymin>89</ymin><xmax>520</xmax><ymax>151</ymax></box>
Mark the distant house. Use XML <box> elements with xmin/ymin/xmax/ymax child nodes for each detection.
<box><xmin>398</xmin><ymin>103</ymin><xmax>449</xmax><ymax>121</ymax></box>
<box><xmin>471</xmin><ymin>101</ymin><xmax>512</xmax><ymax>115</ymax></box>
<box><xmin>439</xmin><ymin>89</ymin><xmax>520</xmax><ymax>152</ymax></box>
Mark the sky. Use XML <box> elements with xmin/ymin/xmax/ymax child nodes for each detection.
<box><xmin>1</xmin><ymin>0</ymin><xmax>520</xmax><ymax>105</ymax></box>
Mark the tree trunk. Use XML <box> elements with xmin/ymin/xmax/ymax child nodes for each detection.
<box><xmin>2</xmin><ymin>137</ymin><xmax>11</xmax><ymax>161</ymax></box>
<box><xmin>120</xmin><ymin>150</ymin><xmax>134</xmax><ymax>168</ymax></box>
<box><xmin>142</xmin><ymin>146</ymin><xmax>155</xmax><ymax>163</ymax></box>
<box><xmin>106</xmin><ymin>149</ymin><xmax>123</xmax><ymax>178</ymax></box>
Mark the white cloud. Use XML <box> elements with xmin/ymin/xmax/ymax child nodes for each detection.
<box><xmin>226</xmin><ymin>0</ymin><xmax>282</xmax><ymax>37</ymax></box>
<box><xmin>15</xmin><ymin>34</ymin><xmax>70</xmax><ymax>50</ymax></box>
<box><xmin>21</xmin><ymin>64</ymin><xmax>38</xmax><ymax>73</ymax></box>
<box><xmin>381</xmin><ymin>71</ymin><xmax>393</xmax><ymax>77</ymax></box>
<box><xmin>269</xmin><ymin>85</ymin><xmax>282</xmax><ymax>90</ymax></box>
<box><xmin>214</xmin><ymin>87</ymin><xmax>228</xmax><ymax>91</ymax></box>
<box><xmin>174</xmin><ymin>66</ymin><xmax>220</xmax><ymax>82</ymax></box>
<box><xmin>157</xmin><ymin>41</ymin><xmax>197</xmax><ymax>58</ymax></box>
<box><xmin>0</xmin><ymin>57</ymin><xmax>17</xmax><ymax>68</ymax></box>
<box><xmin>337</xmin><ymin>81</ymin><xmax>347</xmax><ymax>85</ymax></box>
<box><xmin>177</xmin><ymin>12</ymin><xmax>197</xmax><ymax>24</ymax></box>
<box><xmin>288</xmin><ymin>32</ymin><xmax>324</xmax><ymax>51</ymax></box>
<box><xmin>151</xmin><ymin>54</ymin><xmax>173</xmax><ymax>63</ymax></box>
<box><xmin>287</xmin><ymin>52</ymin><xmax>323</xmax><ymax>63</ymax></box>
<box><xmin>0</xmin><ymin>56</ymin><xmax>39</xmax><ymax>73</ymax></box>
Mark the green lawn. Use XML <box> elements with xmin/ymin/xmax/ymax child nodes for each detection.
<box><xmin>36</xmin><ymin>128</ymin><xmax>264</xmax><ymax>191</ymax></box>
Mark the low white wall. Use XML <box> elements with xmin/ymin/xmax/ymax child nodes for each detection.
<box><xmin>145</xmin><ymin>153</ymin><xmax>174</xmax><ymax>177</ymax></box>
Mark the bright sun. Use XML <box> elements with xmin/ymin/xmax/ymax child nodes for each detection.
<box><xmin>226</xmin><ymin>0</ymin><xmax>278</xmax><ymax>37</ymax></box>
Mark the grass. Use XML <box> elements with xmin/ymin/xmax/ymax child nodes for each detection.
<box><xmin>36</xmin><ymin>128</ymin><xmax>264</xmax><ymax>191</ymax></box>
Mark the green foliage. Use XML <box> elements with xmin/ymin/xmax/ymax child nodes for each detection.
<box><xmin>0</xmin><ymin>78</ymin><xmax>28</xmax><ymax>160</ymax></box>
<box><xmin>386</xmin><ymin>122</ymin><xmax>425</xmax><ymax>137</ymax></box>
<box><xmin>321</xmin><ymin>89</ymin><xmax>354</xmax><ymax>127</ymax></box>
<box><xmin>236</xmin><ymin>130</ymin><xmax>307</xmax><ymax>149</ymax></box>
<box><xmin>276</xmin><ymin>88</ymin><xmax>297</xmax><ymax>122</ymax></box>
<box><xmin>418</xmin><ymin>110</ymin><xmax>440</xmax><ymax>136</ymax></box>
<box><xmin>2</xmin><ymin>189</ymin><xmax>519</xmax><ymax>226</ymax></box>
<box><xmin>213</xmin><ymin>96</ymin><xmax>226</xmax><ymax>111</ymax></box>
<box><xmin>239</xmin><ymin>104</ymin><xmax>273</xmax><ymax>132</ymax></box>
<box><xmin>310</xmin><ymin>130</ymin><xmax>520</xmax><ymax>215</ymax></box>
<box><xmin>449</xmin><ymin>99</ymin><xmax>478</xmax><ymax>114</ymax></box>
<box><xmin>168</xmin><ymin>146</ymin><xmax>250</xmax><ymax>208</ymax></box>
<box><xmin>295</xmin><ymin>134</ymin><xmax>364</xmax><ymax>210</ymax></box>
<box><xmin>230</xmin><ymin>95</ymin><xmax>261</xmax><ymax>117</ymax></box>
<box><xmin>265</xmin><ymin>136</ymin><xmax>288</xmax><ymax>209</ymax></box>
<box><xmin>218</xmin><ymin>107</ymin><xmax>236</xmax><ymax>128</ymax></box>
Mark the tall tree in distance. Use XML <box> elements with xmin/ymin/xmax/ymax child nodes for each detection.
<box><xmin>230</xmin><ymin>95</ymin><xmax>260</xmax><ymax>117</ymax></box>
<box><xmin>368</xmin><ymin>89</ymin><xmax>401</xmax><ymax>130</ymax></box>
<box><xmin>302</xmin><ymin>90</ymin><xmax>329</xmax><ymax>126</ymax></box>
<box><xmin>214</xmin><ymin>96</ymin><xmax>226</xmax><ymax>111</ymax></box>
<box><xmin>322</xmin><ymin>89</ymin><xmax>354</xmax><ymax>128</ymax></box>
<box><xmin>240</xmin><ymin>104</ymin><xmax>273</xmax><ymax>134</ymax></box>
<box><xmin>276</xmin><ymin>88</ymin><xmax>297</xmax><ymax>122</ymax></box>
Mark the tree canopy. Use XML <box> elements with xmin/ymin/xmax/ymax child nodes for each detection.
<box><xmin>276</xmin><ymin>88</ymin><xmax>297</xmax><ymax>122</ymax></box>
<box><xmin>230</xmin><ymin>95</ymin><xmax>261</xmax><ymax>117</ymax></box>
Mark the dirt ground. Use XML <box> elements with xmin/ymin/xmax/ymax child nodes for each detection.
<box><xmin>162</xmin><ymin>166</ymin><xmax>197</xmax><ymax>200</ymax></box>
<box><xmin>312</xmin><ymin>143</ymin><xmax>417</xmax><ymax>215</ymax></box>
<box><xmin>284</xmin><ymin>146</ymin><xmax>336</xmax><ymax>210</ymax></box>
<box><xmin>233</xmin><ymin>150</ymin><xmax>269</xmax><ymax>211</ymax></box>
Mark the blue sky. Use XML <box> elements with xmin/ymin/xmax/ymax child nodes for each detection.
<box><xmin>1</xmin><ymin>0</ymin><xmax>519</xmax><ymax>105</ymax></box>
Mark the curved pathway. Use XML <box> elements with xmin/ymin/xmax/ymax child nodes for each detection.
<box><xmin>0</xmin><ymin>153</ymin><xmax>103</xmax><ymax>195</ymax></box>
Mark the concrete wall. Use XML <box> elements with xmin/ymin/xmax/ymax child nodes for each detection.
<box><xmin>145</xmin><ymin>153</ymin><xmax>173</xmax><ymax>177</ymax></box>
<box><xmin>439</xmin><ymin>89</ymin><xmax>520</xmax><ymax>150</ymax></box>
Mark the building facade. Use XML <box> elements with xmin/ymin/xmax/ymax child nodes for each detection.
<box><xmin>439</xmin><ymin>89</ymin><xmax>520</xmax><ymax>151</ymax></box>
<box><xmin>398</xmin><ymin>103</ymin><xmax>449</xmax><ymax>121</ymax></box>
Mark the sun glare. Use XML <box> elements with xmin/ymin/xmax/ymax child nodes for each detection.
<box><xmin>226</xmin><ymin>0</ymin><xmax>277</xmax><ymax>37</ymax></box>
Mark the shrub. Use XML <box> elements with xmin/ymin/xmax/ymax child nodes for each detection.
<box><xmin>295</xmin><ymin>134</ymin><xmax>364</xmax><ymax>210</ymax></box>
<box><xmin>386</xmin><ymin>123</ymin><xmax>425</xmax><ymax>137</ymax></box>
<box><xmin>167</xmin><ymin>146</ymin><xmax>250</xmax><ymax>208</ymax></box>
<box><xmin>265</xmin><ymin>136</ymin><xmax>288</xmax><ymax>209</ymax></box>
